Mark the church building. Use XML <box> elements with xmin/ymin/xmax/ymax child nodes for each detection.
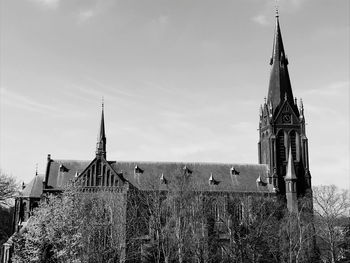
<box><xmin>2</xmin><ymin>12</ymin><xmax>312</xmax><ymax>263</ymax></box>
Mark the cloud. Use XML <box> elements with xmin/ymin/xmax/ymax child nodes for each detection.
<box><xmin>77</xmin><ymin>9</ymin><xmax>96</xmax><ymax>23</ymax></box>
<box><xmin>302</xmin><ymin>81</ymin><xmax>349</xmax><ymax>97</ymax></box>
<box><xmin>29</xmin><ymin>0</ymin><xmax>60</xmax><ymax>9</ymax></box>
<box><xmin>0</xmin><ymin>86</ymin><xmax>88</xmax><ymax>119</ymax></box>
<box><xmin>0</xmin><ymin>87</ymin><xmax>58</xmax><ymax>113</ymax></box>
<box><xmin>252</xmin><ymin>15</ymin><xmax>270</xmax><ymax>26</ymax></box>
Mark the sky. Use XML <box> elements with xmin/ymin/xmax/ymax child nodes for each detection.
<box><xmin>0</xmin><ymin>0</ymin><xmax>349</xmax><ymax>190</ymax></box>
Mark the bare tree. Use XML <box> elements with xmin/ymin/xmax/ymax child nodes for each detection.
<box><xmin>280</xmin><ymin>197</ymin><xmax>315</xmax><ymax>263</ymax></box>
<box><xmin>0</xmin><ymin>170</ymin><xmax>18</xmax><ymax>206</ymax></box>
<box><xmin>313</xmin><ymin>185</ymin><xmax>350</xmax><ymax>263</ymax></box>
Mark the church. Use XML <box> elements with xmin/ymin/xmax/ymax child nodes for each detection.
<box><xmin>2</xmin><ymin>12</ymin><xmax>312</xmax><ymax>263</ymax></box>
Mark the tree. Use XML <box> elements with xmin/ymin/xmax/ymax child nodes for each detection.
<box><xmin>313</xmin><ymin>185</ymin><xmax>350</xmax><ymax>263</ymax></box>
<box><xmin>222</xmin><ymin>195</ymin><xmax>283</xmax><ymax>263</ymax></box>
<box><xmin>279</xmin><ymin>197</ymin><xmax>315</xmax><ymax>263</ymax></box>
<box><xmin>12</xmin><ymin>185</ymin><xmax>128</xmax><ymax>263</ymax></box>
<box><xmin>0</xmin><ymin>170</ymin><xmax>18</xmax><ymax>206</ymax></box>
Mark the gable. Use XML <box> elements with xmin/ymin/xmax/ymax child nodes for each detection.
<box><xmin>274</xmin><ymin>100</ymin><xmax>299</xmax><ymax>126</ymax></box>
<box><xmin>76</xmin><ymin>157</ymin><xmax>126</xmax><ymax>188</ymax></box>
<box><xmin>22</xmin><ymin>175</ymin><xmax>44</xmax><ymax>198</ymax></box>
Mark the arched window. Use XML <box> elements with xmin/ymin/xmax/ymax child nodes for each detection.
<box><xmin>106</xmin><ymin>170</ymin><xmax>110</xmax><ymax>186</ymax></box>
<box><xmin>290</xmin><ymin>130</ymin><xmax>297</xmax><ymax>161</ymax></box>
<box><xmin>276</xmin><ymin>131</ymin><xmax>286</xmax><ymax>164</ymax></box>
<box><xmin>110</xmin><ymin>174</ymin><xmax>114</xmax><ymax>186</ymax></box>
<box><xmin>102</xmin><ymin>165</ymin><xmax>106</xmax><ymax>186</ymax></box>
<box><xmin>92</xmin><ymin>165</ymin><xmax>95</xmax><ymax>186</ymax></box>
<box><xmin>87</xmin><ymin>170</ymin><xmax>90</xmax><ymax>186</ymax></box>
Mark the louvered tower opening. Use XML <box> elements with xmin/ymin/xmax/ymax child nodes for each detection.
<box><xmin>290</xmin><ymin>131</ymin><xmax>297</xmax><ymax>160</ymax></box>
<box><xmin>277</xmin><ymin>131</ymin><xmax>286</xmax><ymax>175</ymax></box>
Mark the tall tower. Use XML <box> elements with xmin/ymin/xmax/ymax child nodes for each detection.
<box><xmin>258</xmin><ymin>12</ymin><xmax>311</xmax><ymax>206</ymax></box>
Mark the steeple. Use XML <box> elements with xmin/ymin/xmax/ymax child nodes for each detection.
<box><xmin>96</xmin><ymin>100</ymin><xmax>106</xmax><ymax>158</ymax></box>
<box><xmin>267</xmin><ymin>12</ymin><xmax>294</xmax><ymax>110</ymax></box>
<box><xmin>258</xmin><ymin>10</ymin><xmax>311</xmax><ymax>199</ymax></box>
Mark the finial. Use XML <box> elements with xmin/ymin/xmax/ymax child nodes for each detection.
<box><xmin>264</xmin><ymin>97</ymin><xmax>267</xmax><ymax>104</ymax></box>
<box><xmin>284</xmin><ymin>93</ymin><xmax>288</xmax><ymax>101</ymax></box>
<box><xmin>102</xmin><ymin>96</ymin><xmax>104</xmax><ymax>111</ymax></box>
<box><xmin>275</xmin><ymin>0</ymin><xmax>279</xmax><ymax>18</ymax></box>
<box><xmin>35</xmin><ymin>163</ymin><xmax>38</xmax><ymax>176</ymax></box>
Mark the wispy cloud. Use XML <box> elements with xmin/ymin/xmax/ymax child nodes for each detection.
<box><xmin>0</xmin><ymin>87</ymin><xmax>58</xmax><ymax>113</ymax></box>
<box><xmin>301</xmin><ymin>81</ymin><xmax>349</xmax><ymax>97</ymax></box>
<box><xmin>29</xmin><ymin>0</ymin><xmax>60</xmax><ymax>9</ymax></box>
<box><xmin>252</xmin><ymin>15</ymin><xmax>270</xmax><ymax>26</ymax></box>
<box><xmin>0</xmin><ymin>86</ymin><xmax>88</xmax><ymax>119</ymax></box>
<box><xmin>75</xmin><ymin>0</ymin><xmax>116</xmax><ymax>24</ymax></box>
<box><xmin>77</xmin><ymin>9</ymin><xmax>96</xmax><ymax>23</ymax></box>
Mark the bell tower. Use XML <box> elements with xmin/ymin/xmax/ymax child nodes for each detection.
<box><xmin>258</xmin><ymin>11</ymin><xmax>311</xmax><ymax>206</ymax></box>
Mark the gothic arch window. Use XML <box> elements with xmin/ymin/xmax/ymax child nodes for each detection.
<box><xmin>92</xmin><ymin>165</ymin><xmax>95</xmax><ymax>186</ymax></box>
<box><xmin>87</xmin><ymin>170</ymin><xmax>91</xmax><ymax>186</ymax></box>
<box><xmin>106</xmin><ymin>170</ymin><xmax>110</xmax><ymax>186</ymax></box>
<box><xmin>289</xmin><ymin>130</ymin><xmax>297</xmax><ymax>161</ymax></box>
<box><xmin>110</xmin><ymin>174</ymin><xmax>114</xmax><ymax>186</ymax></box>
<box><xmin>102</xmin><ymin>165</ymin><xmax>106</xmax><ymax>186</ymax></box>
<box><xmin>277</xmin><ymin>130</ymin><xmax>286</xmax><ymax>166</ymax></box>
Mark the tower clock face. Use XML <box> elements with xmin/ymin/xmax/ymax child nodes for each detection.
<box><xmin>282</xmin><ymin>114</ymin><xmax>291</xmax><ymax>123</ymax></box>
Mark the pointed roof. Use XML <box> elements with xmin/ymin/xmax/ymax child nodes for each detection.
<box><xmin>96</xmin><ymin>101</ymin><xmax>106</xmax><ymax>157</ymax></box>
<box><xmin>99</xmin><ymin>101</ymin><xmax>106</xmax><ymax>141</ymax></box>
<box><xmin>285</xmin><ymin>146</ymin><xmax>297</xmax><ymax>180</ymax></box>
<box><xmin>22</xmin><ymin>174</ymin><xmax>44</xmax><ymax>198</ymax></box>
<box><xmin>267</xmin><ymin>13</ymin><xmax>294</xmax><ymax>110</ymax></box>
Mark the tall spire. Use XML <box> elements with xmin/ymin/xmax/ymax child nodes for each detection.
<box><xmin>96</xmin><ymin>99</ymin><xmax>106</xmax><ymax>158</ymax></box>
<box><xmin>267</xmin><ymin>12</ymin><xmax>294</xmax><ymax>110</ymax></box>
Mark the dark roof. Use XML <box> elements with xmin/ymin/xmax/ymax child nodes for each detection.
<box><xmin>22</xmin><ymin>175</ymin><xmax>44</xmax><ymax>198</ymax></box>
<box><xmin>46</xmin><ymin>159</ymin><xmax>90</xmax><ymax>190</ymax></box>
<box><xmin>111</xmin><ymin>161</ymin><xmax>271</xmax><ymax>193</ymax></box>
<box><xmin>267</xmin><ymin>15</ymin><xmax>294</xmax><ymax>111</ymax></box>
<box><xmin>46</xmin><ymin>159</ymin><xmax>271</xmax><ymax>193</ymax></box>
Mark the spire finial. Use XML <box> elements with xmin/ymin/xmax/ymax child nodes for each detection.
<box><xmin>275</xmin><ymin>0</ymin><xmax>279</xmax><ymax>18</ymax></box>
<box><xmin>102</xmin><ymin>96</ymin><xmax>104</xmax><ymax>111</ymax></box>
<box><xmin>35</xmin><ymin>163</ymin><xmax>38</xmax><ymax>176</ymax></box>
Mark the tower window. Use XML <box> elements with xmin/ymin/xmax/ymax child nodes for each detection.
<box><xmin>290</xmin><ymin>131</ymin><xmax>297</xmax><ymax>161</ymax></box>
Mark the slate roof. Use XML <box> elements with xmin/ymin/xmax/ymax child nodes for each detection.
<box><xmin>111</xmin><ymin>161</ymin><xmax>271</xmax><ymax>192</ymax></box>
<box><xmin>46</xmin><ymin>159</ymin><xmax>90</xmax><ymax>190</ymax></box>
<box><xmin>22</xmin><ymin>174</ymin><xmax>44</xmax><ymax>198</ymax></box>
<box><xmin>267</xmin><ymin>15</ymin><xmax>295</xmax><ymax>111</ymax></box>
<box><xmin>46</xmin><ymin>158</ymin><xmax>272</xmax><ymax>193</ymax></box>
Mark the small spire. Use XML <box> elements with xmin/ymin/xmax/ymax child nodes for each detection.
<box><xmin>35</xmin><ymin>163</ymin><xmax>38</xmax><ymax>176</ymax></box>
<box><xmin>285</xmin><ymin>146</ymin><xmax>297</xmax><ymax>180</ymax></box>
<box><xmin>96</xmin><ymin>100</ymin><xmax>107</xmax><ymax>158</ymax></box>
